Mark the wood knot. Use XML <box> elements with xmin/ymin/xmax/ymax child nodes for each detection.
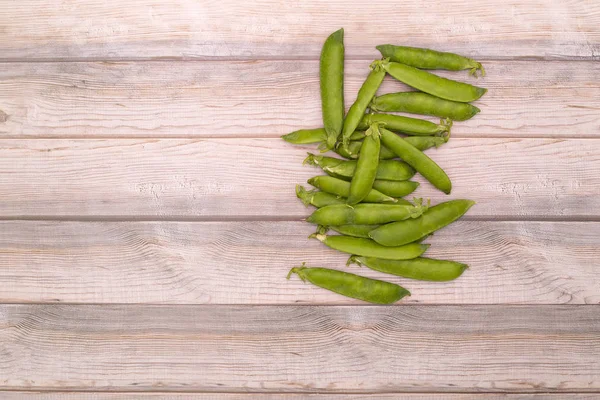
<box><xmin>0</xmin><ymin>110</ymin><xmax>8</xmax><ymax>123</ymax></box>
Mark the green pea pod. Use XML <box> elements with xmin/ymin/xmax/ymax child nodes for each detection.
<box><xmin>349</xmin><ymin>130</ymin><xmax>367</xmax><ymax>140</ymax></box>
<box><xmin>330</xmin><ymin>224</ymin><xmax>380</xmax><ymax>238</ymax></box>
<box><xmin>358</xmin><ymin>113</ymin><xmax>452</xmax><ymax>137</ymax></box>
<box><xmin>307</xmin><ymin>202</ymin><xmax>427</xmax><ymax>226</ymax></box>
<box><xmin>335</xmin><ymin>140</ymin><xmax>396</xmax><ymax>160</ymax></box>
<box><xmin>372</xmin><ymin>180</ymin><xmax>419</xmax><ymax>198</ymax></box>
<box><xmin>295</xmin><ymin>185</ymin><xmax>346</xmax><ymax>208</ymax></box>
<box><xmin>369</xmin><ymin>199</ymin><xmax>475</xmax><ymax>246</ymax></box>
<box><xmin>287</xmin><ymin>265</ymin><xmax>410</xmax><ymax>304</ymax></box>
<box><xmin>404</xmin><ymin>134</ymin><xmax>449</xmax><ymax>151</ymax></box>
<box><xmin>380</xmin><ymin>128</ymin><xmax>452</xmax><ymax>194</ymax></box>
<box><xmin>348</xmin><ymin>256</ymin><xmax>468</xmax><ymax>281</ymax></box>
<box><xmin>308</xmin><ymin>176</ymin><xmax>397</xmax><ymax>204</ymax></box>
<box><xmin>304</xmin><ymin>153</ymin><xmax>415</xmax><ymax>181</ymax></box>
<box><xmin>376</xmin><ymin>45</ymin><xmax>485</xmax><ymax>77</ymax></box>
<box><xmin>348</xmin><ymin>123</ymin><xmax>382</xmax><ymax>204</ymax></box>
<box><xmin>370</xmin><ymin>92</ymin><xmax>480</xmax><ymax>121</ymax></box>
<box><xmin>310</xmin><ymin>233</ymin><xmax>429</xmax><ymax>260</ymax></box>
<box><xmin>281</xmin><ymin>128</ymin><xmax>327</xmax><ymax>144</ymax></box>
<box><xmin>383</xmin><ymin>62</ymin><xmax>486</xmax><ymax>103</ymax></box>
<box><xmin>320</xmin><ymin>29</ymin><xmax>345</xmax><ymax>150</ymax></box>
<box><xmin>341</xmin><ymin>59</ymin><xmax>387</xmax><ymax>149</ymax></box>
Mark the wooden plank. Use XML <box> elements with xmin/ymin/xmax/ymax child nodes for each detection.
<box><xmin>2</xmin><ymin>393</ymin><xmax>598</xmax><ymax>399</ymax></box>
<box><xmin>1</xmin><ymin>0</ymin><xmax>599</xmax><ymax>60</ymax></box>
<box><xmin>1</xmin><ymin>61</ymin><xmax>598</xmax><ymax>139</ymax></box>
<box><xmin>0</xmin><ymin>304</ymin><xmax>598</xmax><ymax>392</ymax></box>
<box><xmin>0</xmin><ymin>138</ymin><xmax>598</xmax><ymax>218</ymax></box>
<box><xmin>0</xmin><ymin>221</ymin><xmax>598</xmax><ymax>305</ymax></box>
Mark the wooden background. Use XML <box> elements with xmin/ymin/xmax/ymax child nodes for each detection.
<box><xmin>0</xmin><ymin>0</ymin><xmax>599</xmax><ymax>398</ymax></box>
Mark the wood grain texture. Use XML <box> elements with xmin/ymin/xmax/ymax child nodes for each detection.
<box><xmin>0</xmin><ymin>138</ymin><xmax>598</xmax><ymax>218</ymax></box>
<box><xmin>1</xmin><ymin>61</ymin><xmax>598</xmax><ymax>138</ymax></box>
<box><xmin>2</xmin><ymin>393</ymin><xmax>598</xmax><ymax>399</ymax></box>
<box><xmin>0</xmin><ymin>304</ymin><xmax>599</xmax><ymax>392</ymax></box>
<box><xmin>1</xmin><ymin>0</ymin><xmax>599</xmax><ymax>61</ymax></box>
<box><xmin>0</xmin><ymin>221</ymin><xmax>598</xmax><ymax>305</ymax></box>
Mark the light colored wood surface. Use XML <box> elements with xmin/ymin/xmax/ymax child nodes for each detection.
<box><xmin>1</xmin><ymin>0</ymin><xmax>599</xmax><ymax>60</ymax></box>
<box><xmin>0</xmin><ymin>221</ymin><xmax>598</xmax><ymax>305</ymax></box>
<box><xmin>1</xmin><ymin>0</ymin><xmax>599</xmax><ymax>396</ymax></box>
<box><xmin>1</xmin><ymin>61</ymin><xmax>598</xmax><ymax>138</ymax></box>
<box><xmin>0</xmin><ymin>305</ymin><xmax>599</xmax><ymax>392</ymax></box>
<box><xmin>3</xmin><ymin>393</ymin><xmax>598</xmax><ymax>399</ymax></box>
<box><xmin>0</xmin><ymin>138</ymin><xmax>598</xmax><ymax>218</ymax></box>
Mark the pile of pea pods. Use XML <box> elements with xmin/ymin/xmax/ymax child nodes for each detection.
<box><xmin>283</xmin><ymin>28</ymin><xmax>486</xmax><ymax>304</ymax></box>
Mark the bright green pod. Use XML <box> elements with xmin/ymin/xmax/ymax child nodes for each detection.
<box><xmin>320</xmin><ymin>29</ymin><xmax>345</xmax><ymax>150</ymax></box>
<box><xmin>295</xmin><ymin>185</ymin><xmax>346</xmax><ymax>208</ymax></box>
<box><xmin>307</xmin><ymin>202</ymin><xmax>426</xmax><ymax>226</ymax></box>
<box><xmin>310</xmin><ymin>233</ymin><xmax>429</xmax><ymax>260</ymax></box>
<box><xmin>369</xmin><ymin>199</ymin><xmax>476</xmax><ymax>246</ymax></box>
<box><xmin>304</xmin><ymin>153</ymin><xmax>415</xmax><ymax>181</ymax></box>
<box><xmin>281</xmin><ymin>128</ymin><xmax>327</xmax><ymax>144</ymax></box>
<box><xmin>403</xmin><ymin>134</ymin><xmax>449</xmax><ymax>151</ymax></box>
<box><xmin>383</xmin><ymin>62</ymin><xmax>487</xmax><ymax>103</ymax></box>
<box><xmin>308</xmin><ymin>176</ymin><xmax>397</xmax><ymax>204</ymax></box>
<box><xmin>287</xmin><ymin>265</ymin><xmax>410</xmax><ymax>304</ymax></box>
<box><xmin>341</xmin><ymin>60</ymin><xmax>387</xmax><ymax>148</ymax></box>
<box><xmin>330</xmin><ymin>224</ymin><xmax>379</xmax><ymax>238</ymax></box>
<box><xmin>370</xmin><ymin>92</ymin><xmax>480</xmax><ymax>121</ymax></box>
<box><xmin>376</xmin><ymin>45</ymin><xmax>485</xmax><ymax>77</ymax></box>
<box><xmin>372</xmin><ymin>180</ymin><xmax>419</xmax><ymax>198</ymax></box>
<box><xmin>380</xmin><ymin>128</ymin><xmax>452</xmax><ymax>194</ymax></box>
<box><xmin>347</xmin><ymin>123</ymin><xmax>381</xmax><ymax>204</ymax></box>
<box><xmin>348</xmin><ymin>256</ymin><xmax>468</xmax><ymax>281</ymax></box>
<box><xmin>358</xmin><ymin>113</ymin><xmax>452</xmax><ymax>137</ymax></box>
<box><xmin>335</xmin><ymin>140</ymin><xmax>396</xmax><ymax>160</ymax></box>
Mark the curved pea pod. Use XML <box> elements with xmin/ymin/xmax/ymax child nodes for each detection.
<box><xmin>370</xmin><ymin>199</ymin><xmax>475</xmax><ymax>247</ymax></box>
<box><xmin>383</xmin><ymin>62</ymin><xmax>486</xmax><ymax>103</ymax></box>
<box><xmin>358</xmin><ymin>113</ymin><xmax>452</xmax><ymax>137</ymax></box>
<box><xmin>320</xmin><ymin>29</ymin><xmax>345</xmax><ymax>150</ymax></box>
<box><xmin>349</xmin><ymin>130</ymin><xmax>367</xmax><ymax>140</ymax></box>
<box><xmin>310</xmin><ymin>233</ymin><xmax>429</xmax><ymax>260</ymax></box>
<box><xmin>348</xmin><ymin>123</ymin><xmax>382</xmax><ymax>204</ymax></box>
<box><xmin>348</xmin><ymin>256</ymin><xmax>468</xmax><ymax>281</ymax></box>
<box><xmin>404</xmin><ymin>134</ymin><xmax>449</xmax><ymax>151</ymax></box>
<box><xmin>308</xmin><ymin>176</ymin><xmax>397</xmax><ymax>204</ymax></box>
<box><xmin>335</xmin><ymin>140</ymin><xmax>397</xmax><ymax>160</ymax></box>
<box><xmin>304</xmin><ymin>153</ymin><xmax>415</xmax><ymax>181</ymax></box>
<box><xmin>295</xmin><ymin>185</ymin><xmax>346</xmax><ymax>208</ymax></box>
<box><xmin>376</xmin><ymin>44</ymin><xmax>485</xmax><ymax>77</ymax></box>
<box><xmin>372</xmin><ymin>180</ymin><xmax>419</xmax><ymax>198</ymax></box>
<box><xmin>341</xmin><ymin>59</ymin><xmax>388</xmax><ymax>148</ymax></box>
<box><xmin>287</xmin><ymin>265</ymin><xmax>410</xmax><ymax>304</ymax></box>
<box><xmin>281</xmin><ymin>128</ymin><xmax>327</xmax><ymax>144</ymax></box>
<box><xmin>380</xmin><ymin>128</ymin><xmax>452</xmax><ymax>194</ymax></box>
<box><xmin>370</xmin><ymin>92</ymin><xmax>480</xmax><ymax>121</ymax></box>
<box><xmin>307</xmin><ymin>202</ymin><xmax>427</xmax><ymax>226</ymax></box>
<box><xmin>330</xmin><ymin>224</ymin><xmax>380</xmax><ymax>238</ymax></box>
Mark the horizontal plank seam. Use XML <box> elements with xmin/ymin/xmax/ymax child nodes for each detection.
<box><xmin>3</xmin><ymin>134</ymin><xmax>600</xmax><ymax>140</ymax></box>
<box><xmin>1</xmin><ymin>388</ymin><xmax>600</xmax><ymax>395</ymax></box>
<box><xmin>0</xmin><ymin>303</ymin><xmax>598</xmax><ymax>308</ymax></box>
<box><xmin>0</xmin><ymin>55</ymin><xmax>599</xmax><ymax>63</ymax></box>
<box><xmin>0</xmin><ymin>215</ymin><xmax>599</xmax><ymax>222</ymax></box>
